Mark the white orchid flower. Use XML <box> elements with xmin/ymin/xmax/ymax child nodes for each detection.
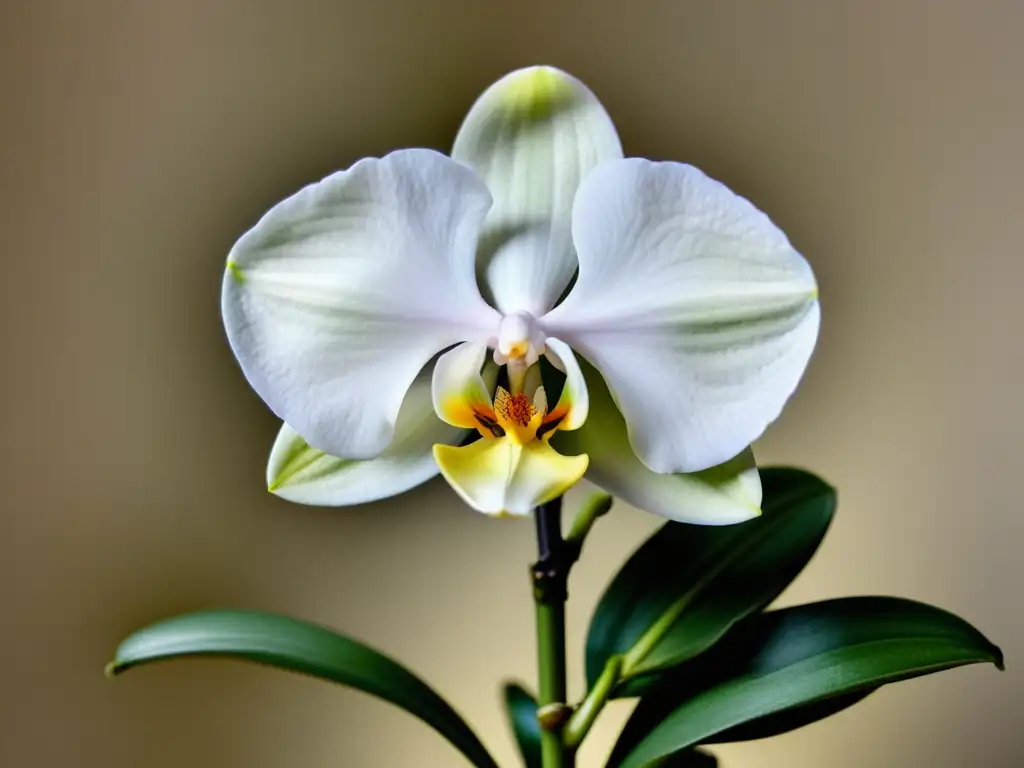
<box><xmin>222</xmin><ymin>66</ymin><xmax>819</xmax><ymax>521</ymax></box>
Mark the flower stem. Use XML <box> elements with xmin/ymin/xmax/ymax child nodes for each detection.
<box><xmin>564</xmin><ymin>654</ymin><xmax>621</xmax><ymax>747</ymax></box>
<box><xmin>532</xmin><ymin>497</ymin><xmax>574</xmax><ymax>768</ymax></box>
<box><xmin>564</xmin><ymin>492</ymin><xmax>613</xmax><ymax>562</ymax></box>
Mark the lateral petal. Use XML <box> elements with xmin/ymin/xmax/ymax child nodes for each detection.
<box><xmin>545</xmin><ymin>158</ymin><xmax>819</xmax><ymax>473</ymax></box>
<box><xmin>223</xmin><ymin>149</ymin><xmax>500</xmax><ymax>460</ymax></box>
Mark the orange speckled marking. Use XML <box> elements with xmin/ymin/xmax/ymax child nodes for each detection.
<box><xmin>494</xmin><ymin>387</ymin><xmax>536</xmax><ymax>427</ymax></box>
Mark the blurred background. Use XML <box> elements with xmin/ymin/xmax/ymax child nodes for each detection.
<box><xmin>2</xmin><ymin>1</ymin><xmax>1022</xmax><ymax>766</ymax></box>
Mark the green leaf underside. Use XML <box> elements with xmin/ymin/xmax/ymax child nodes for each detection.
<box><xmin>609</xmin><ymin>597</ymin><xmax>1003</xmax><ymax>768</ymax></box>
<box><xmin>586</xmin><ymin>468</ymin><xmax>835</xmax><ymax>691</ymax></box>
<box><xmin>107</xmin><ymin>610</ymin><xmax>498</xmax><ymax>768</ymax></box>
<box><xmin>502</xmin><ymin>683</ymin><xmax>542</xmax><ymax>768</ymax></box>
<box><xmin>704</xmin><ymin>688</ymin><xmax>876</xmax><ymax>744</ymax></box>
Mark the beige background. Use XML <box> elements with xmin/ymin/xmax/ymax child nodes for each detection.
<box><xmin>2</xmin><ymin>1</ymin><xmax>1021</xmax><ymax>766</ymax></box>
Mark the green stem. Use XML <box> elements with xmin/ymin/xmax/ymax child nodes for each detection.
<box><xmin>564</xmin><ymin>655</ymin><xmax>621</xmax><ymax>747</ymax></box>
<box><xmin>564</xmin><ymin>492</ymin><xmax>613</xmax><ymax>562</ymax></box>
<box><xmin>532</xmin><ymin>498</ymin><xmax>574</xmax><ymax>768</ymax></box>
<box><xmin>536</xmin><ymin>601</ymin><xmax>569</xmax><ymax>767</ymax></box>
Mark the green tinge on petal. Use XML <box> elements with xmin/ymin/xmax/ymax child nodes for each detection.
<box><xmin>226</xmin><ymin>260</ymin><xmax>245</xmax><ymax>284</ymax></box>
<box><xmin>269</xmin><ymin>428</ymin><xmax>347</xmax><ymax>492</ymax></box>
<box><xmin>267</xmin><ymin>370</ymin><xmax>466</xmax><ymax>507</ymax></box>
<box><xmin>434</xmin><ymin>438</ymin><xmax>589</xmax><ymax>517</ymax></box>
<box><xmin>495</xmin><ymin>66</ymin><xmax>577</xmax><ymax>121</ymax></box>
<box><xmin>552</xmin><ymin>360</ymin><xmax>762</xmax><ymax>525</ymax></box>
<box><xmin>266</xmin><ymin>422</ymin><xmax>455</xmax><ymax>507</ymax></box>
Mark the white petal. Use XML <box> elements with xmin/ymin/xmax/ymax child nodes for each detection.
<box><xmin>452</xmin><ymin>66</ymin><xmax>623</xmax><ymax>317</ymax></box>
<box><xmin>544</xmin><ymin>159</ymin><xmax>820</xmax><ymax>473</ymax></box>
<box><xmin>432</xmin><ymin>341</ymin><xmax>495</xmax><ymax>430</ymax></box>
<box><xmin>223</xmin><ymin>149</ymin><xmax>501</xmax><ymax>460</ymax></box>
<box><xmin>542</xmin><ymin>337</ymin><xmax>589</xmax><ymax>430</ymax></box>
<box><xmin>267</xmin><ymin>368</ymin><xmax>466</xmax><ymax>506</ymax></box>
<box><xmin>552</xmin><ymin>361</ymin><xmax>761</xmax><ymax>524</ymax></box>
<box><xmin>434</xmin><ymin>438</ymin><xmax>589</xmax><ymax>517</ymax></box>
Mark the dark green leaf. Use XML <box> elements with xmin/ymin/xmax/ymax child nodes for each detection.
<box><xmin>610</xmin><ymin>597</ymin><xmax>1003</xmax><ymax>768</ymax></box>
<box><xmin>503</xmin><ymin>683</ymin><xmax>542</xmax><ymax>768</ymax></box>
<box><xmin>652</xmin><ymin>748</ymin><xmax>718</xmax><ymax>766</ymax></box>
<box><xmin>618</xmin><ymin>677</ymin><xmax>878</xmax><ymax>729</ymax></box>
<box><xmin>107</xmin><ymin>610</ymin><xmax>498</xmax><ymax>768</ymax></box>
<box><xmin>706</xmin><ymin>688</ymin><xmax>876</xmax><ymax>743</ymax></box>
<box><xmin>586</xmin><ymin>468</ymin><xmax>835</xmax><ymax>690</ymax></box>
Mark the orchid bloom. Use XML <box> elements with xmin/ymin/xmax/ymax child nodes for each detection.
<box><xmin>222</xmin><ymin>66</ymin><xmax>819</xmax><ymax>522</ymax></box>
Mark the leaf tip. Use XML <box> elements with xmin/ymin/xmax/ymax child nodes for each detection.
<box><xmin>591</xmin><ymin>492</ymin><xmax>614</xmax><ymax>518</ymax></box>
<box><xmin>501</xmin><ymin>680</ymin><xmax>526</xmax><ymax>698</ymax></box>
<box><xmin>104</xmin><ymin>660</ymin><xmax>119</xmax><ymax>679</ymax></box>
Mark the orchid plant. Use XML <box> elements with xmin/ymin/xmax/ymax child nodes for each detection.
<box><xmin>108</xmin><ymin>67</ymin><xmax>1002</xmax><ymax>768</ymax></box>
